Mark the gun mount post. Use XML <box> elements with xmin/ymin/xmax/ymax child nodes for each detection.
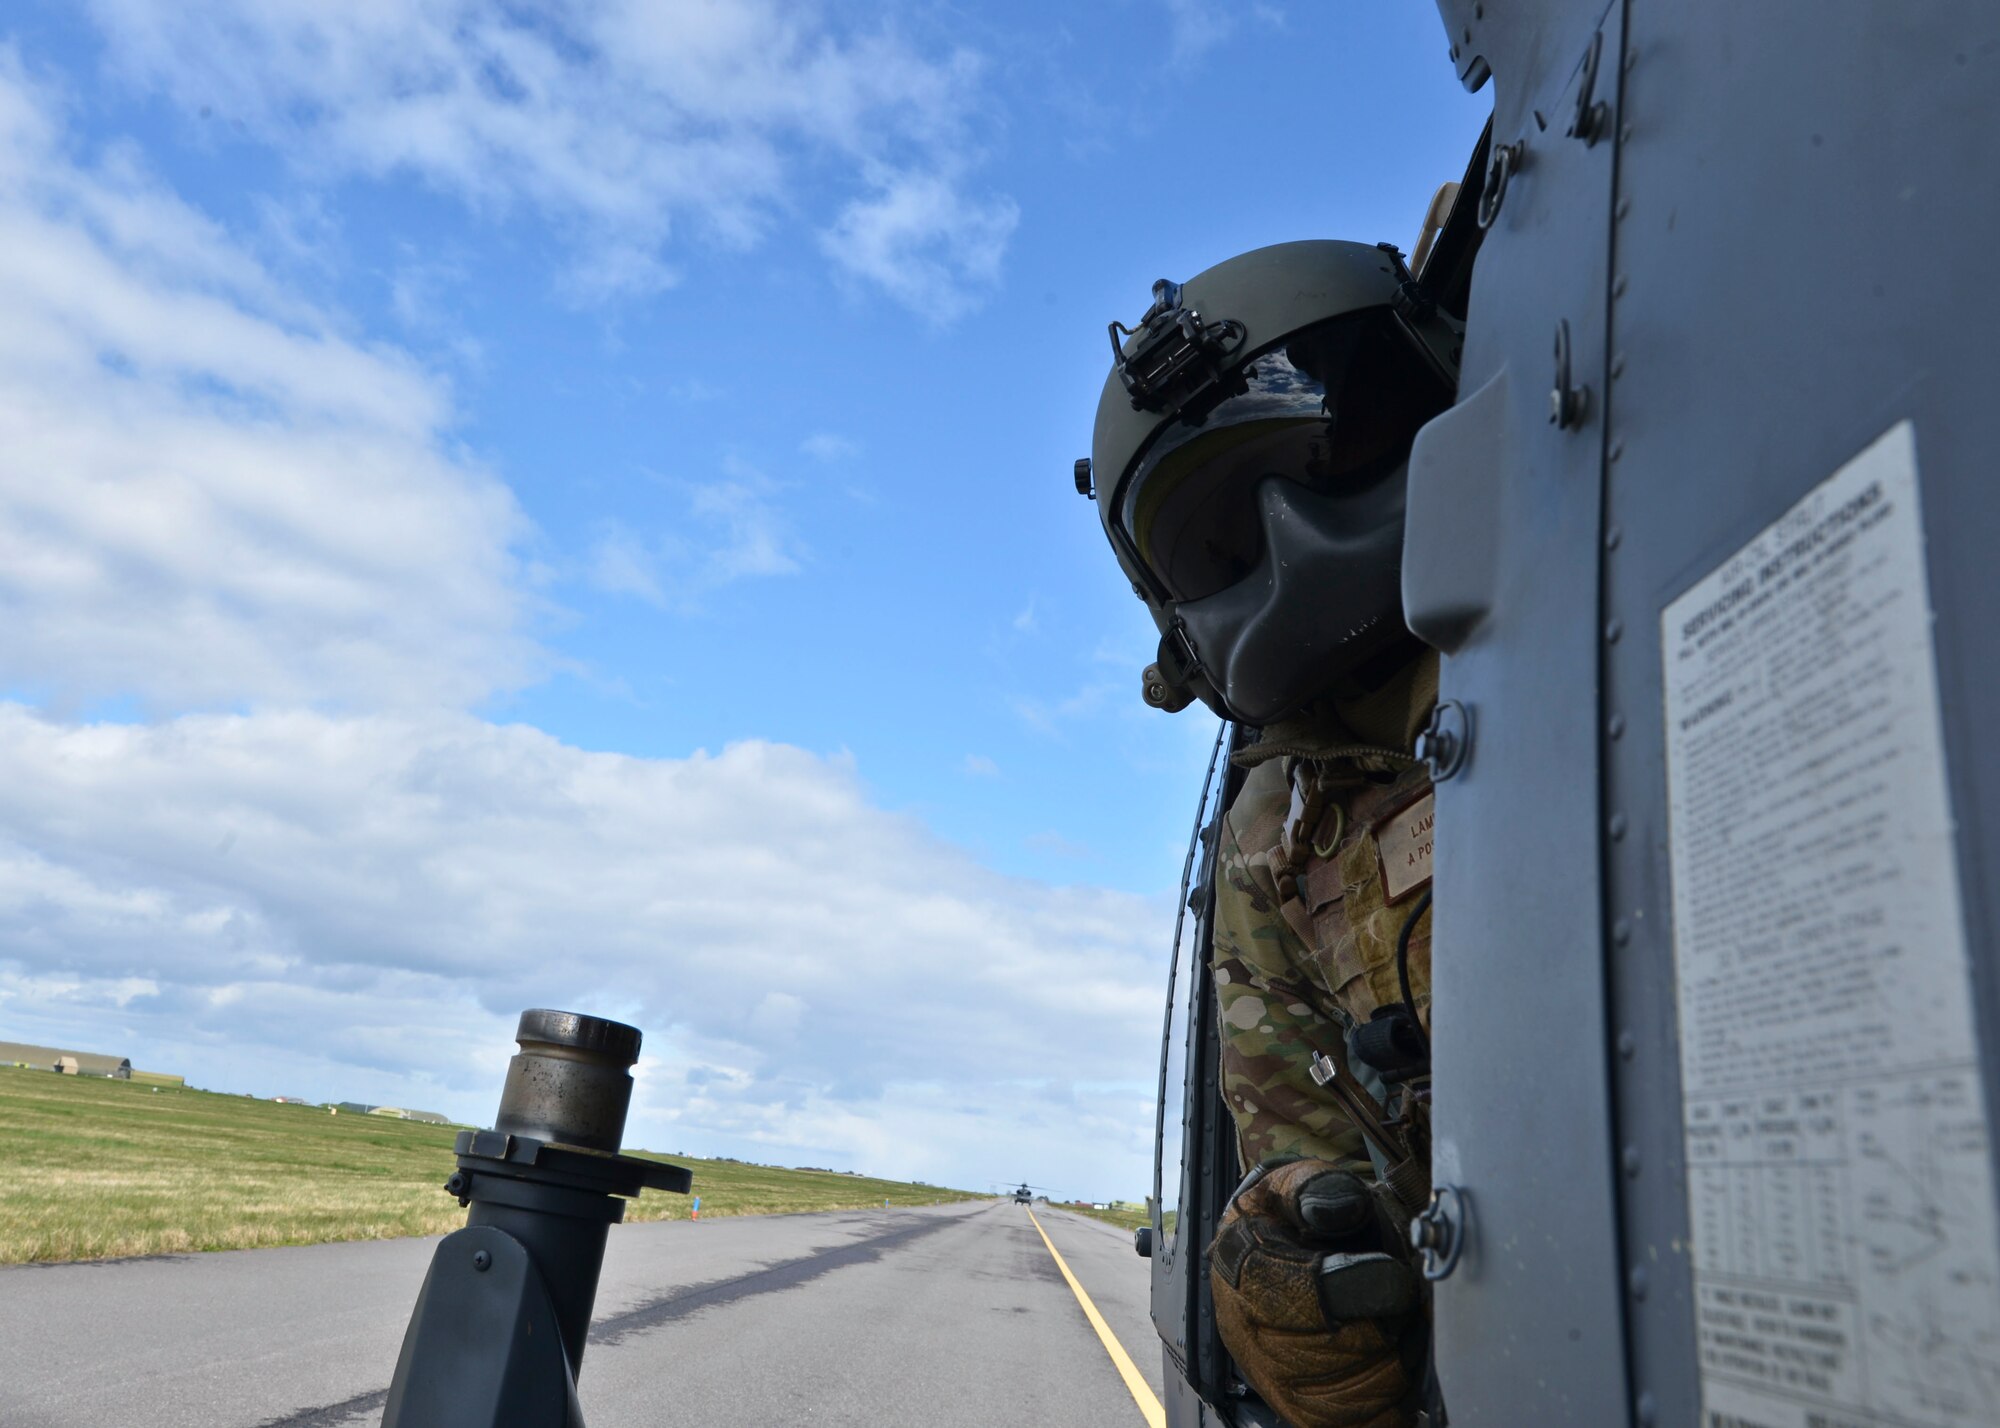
<box><xmin>381</xmin><ymin>1010</ymin><xmax>691</xmax><ymax>1428</ymax></box>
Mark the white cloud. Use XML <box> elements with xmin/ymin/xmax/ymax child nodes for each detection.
<box><xmin>630</xmin><ymin>1071</ymin><xmax>1157</xmax><ymax>1189</ymax></box>
<box><xmin>585</xmin><ymin>527</ymin><xmax>670</xmax><ymax>607</ymax></box>
<box><xmin>961</xmin><ymin>754</ymin><xmax>1001</xmax><ymax>778</ymax></box>
<box><xmin>668</xmin><ymin>378</ymin><xmax>724</xmax><ymax>404</ymax></box>
<box><xmin>820</xmin><ymin>167</ymin><xmax>1019</xmax><ymax>325</ymax></box>
<box><xmin>1164</xmin><ymin>0</ymin><xmax>1235</xmax><ymax>64</ymax></box>
<box><xmin>0</xmin><ymin>53</ymin><xmax>533</xmax><ymax>712</ymax></box>
<box><xmin>586</xmin><ymin>464</ymin><xmax>800</xmax><ymax>609</ymax></box>
<box><xmin>0</xmin><ymin>704</ymin><xmax>1170</xmax><ymax>1192</ymax></box>
<box><xmin>1013</xmin><ymin>680</ymin><xmax>1122</xmax><ymax>739</ymax></box>
<box><xmin>746</xmin><ymin>991</ymin><xmax>805</xmax><ymax>1038</ymax></box>
<box><xmin>0</xmin><ymin>43</ymin><xmax>1156</xmax><ymax>1197</ymax></box>
<box><xmin>800</xmin><ymin>432</ymin><xmax>858</xmax><ymax>463</ymax></box>
<box><xmin>82</xmin><ymin>0</ymin><xmax>1017</xmax><ymax>318</ymax></box>
<box><xmin>690</xmin><ymin>467</ymin><xmax>800</xmax><ymax>581</ymax></box>
<box><xmin>1027</xmin><ymin>830</ymin><xmax>1097</xmax><ymax>862</ymax></box>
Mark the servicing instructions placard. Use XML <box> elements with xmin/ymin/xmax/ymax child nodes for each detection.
<box><xmin>1662</xmin><ymin>421</ymin><xmax>2000</xmax><ymax>1428</ymax></box>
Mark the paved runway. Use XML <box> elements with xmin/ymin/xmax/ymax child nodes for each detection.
<box><xmin>0</xmin><ymin>1199</ymin><xmax>1166</xmax><ymax>1427</ymax></box>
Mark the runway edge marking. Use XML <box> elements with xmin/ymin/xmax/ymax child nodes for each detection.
<box><xmin>1024</xmin><ymin>1206</ymin><xmax>1166</xmax><ymax>1428</ymax></box>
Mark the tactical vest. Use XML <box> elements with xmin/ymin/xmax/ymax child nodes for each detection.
<box><xmin>1261</xmin><ymin>755</ymin><xmax>1435</xmax><ymax>1033</ymax></box>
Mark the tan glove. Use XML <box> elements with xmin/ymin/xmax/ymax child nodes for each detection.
<box><xmin>1208</xmin><ymin>1158</ymin><xmax>1422</xmax><ymax>1428</ymax></box>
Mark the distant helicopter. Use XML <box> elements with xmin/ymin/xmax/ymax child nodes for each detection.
<box><xmin>998</xmin><ymin>1180</ymin><xmax>1045</xmax><ymax>1205</ymax></box>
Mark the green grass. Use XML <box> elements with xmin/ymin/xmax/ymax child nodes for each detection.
<box><xmin>1060</xmin><ymin>1202</ymin><xmax>1172</xmax><ymax>1233</ymax></box>
<box><xmin>0</xmin><ymin>1067</ymin><xmax>979</xmax><ymax>1265</ymax></box>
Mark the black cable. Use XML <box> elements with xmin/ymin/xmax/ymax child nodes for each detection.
<box><xmin>1396</xmin><ymin>887</ymin><xmax>1433</xmax><ymax>1053</ymax></box>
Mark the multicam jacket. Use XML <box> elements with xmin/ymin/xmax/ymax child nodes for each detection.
<box><xmin>1212</xmin><ymin>655</ymin><xmax>1438</xmax><ymax>1173</ymax></box>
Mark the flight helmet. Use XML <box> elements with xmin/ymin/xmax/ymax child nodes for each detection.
<box><xmin>1081</xmin><ymin>240</ymin><xmax>1459</xmax><ymax>724</ymax></box>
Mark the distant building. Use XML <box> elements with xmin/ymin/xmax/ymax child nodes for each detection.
<box><xmin>0</xmin><ymin>1041</ymin><xmax>132</xmax><ymax>1078</ymax></box>
<box><xmin>325</xmin><ymin>1100</ymin><xmax>449</xmax><ymax>1122</ymax></box>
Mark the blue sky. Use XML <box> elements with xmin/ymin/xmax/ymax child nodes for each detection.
<box><xmin>0</xmin><ymin>1</ymin><xmax>1485</xmax><ymax>1200</ymax></box>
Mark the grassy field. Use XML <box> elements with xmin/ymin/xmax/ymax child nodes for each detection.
<box><xmin>1060</xmin><ymin>1203</ymin><xmax>1170</xmax><ymax>1233</ymax></box>
<box><xmin>0</xmin><ymin>1067</ymin><xmax>980</xmax><ymax>1265</ymax></box>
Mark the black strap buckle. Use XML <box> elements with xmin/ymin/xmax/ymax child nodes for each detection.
<box><xmin>1158</xmin><ymin>619</ymin><xmax>1204</xmax><ymax>685</ymax></box>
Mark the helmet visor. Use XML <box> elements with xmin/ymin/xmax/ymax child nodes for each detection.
<box><xmin>1116</xmin><ymin>309</ymin><xmax>1450</xmax><ymax>603</ymax></box>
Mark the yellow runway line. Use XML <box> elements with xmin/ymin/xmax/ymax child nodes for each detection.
<box><xmin>1025</xmin><ymin>1206</ymin><xmax>1167</xmax><ymax>1428</ymax></box>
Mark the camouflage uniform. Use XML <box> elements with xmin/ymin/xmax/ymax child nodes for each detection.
<box><xmin>1213</xmin><ymin>651</ymin><xmax>1439</xmax><ymax>1174</ymax></box>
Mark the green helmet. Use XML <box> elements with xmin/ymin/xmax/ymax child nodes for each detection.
<box><xmin>1080</xmin><ymin>240</ymin><xmax>1460</xmax><ymax>724</ymax></box>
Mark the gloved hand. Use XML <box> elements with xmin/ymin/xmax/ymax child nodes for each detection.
<box><xmin>1208</xmin><ymin>1158</ymin><xmax>1422</xmax><ymax>1428</ymax></box>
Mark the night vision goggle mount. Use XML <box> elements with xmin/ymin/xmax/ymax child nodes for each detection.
<box><xmin>1109</xmin><ymin>279</ymin><xmax>1248</xmax><ymax>423</ymax></box>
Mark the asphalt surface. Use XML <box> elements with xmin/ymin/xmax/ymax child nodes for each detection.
<box><xmin>0</xmin><ymin>1199</ymin><xmax>1166</xmax><ymax>1427</ymax></box>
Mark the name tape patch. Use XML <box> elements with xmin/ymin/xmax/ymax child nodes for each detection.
<box><xmin>1377</xmin><ymin>791</ymin><xmax>1435</xmax><ymax>903</ymax></box>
